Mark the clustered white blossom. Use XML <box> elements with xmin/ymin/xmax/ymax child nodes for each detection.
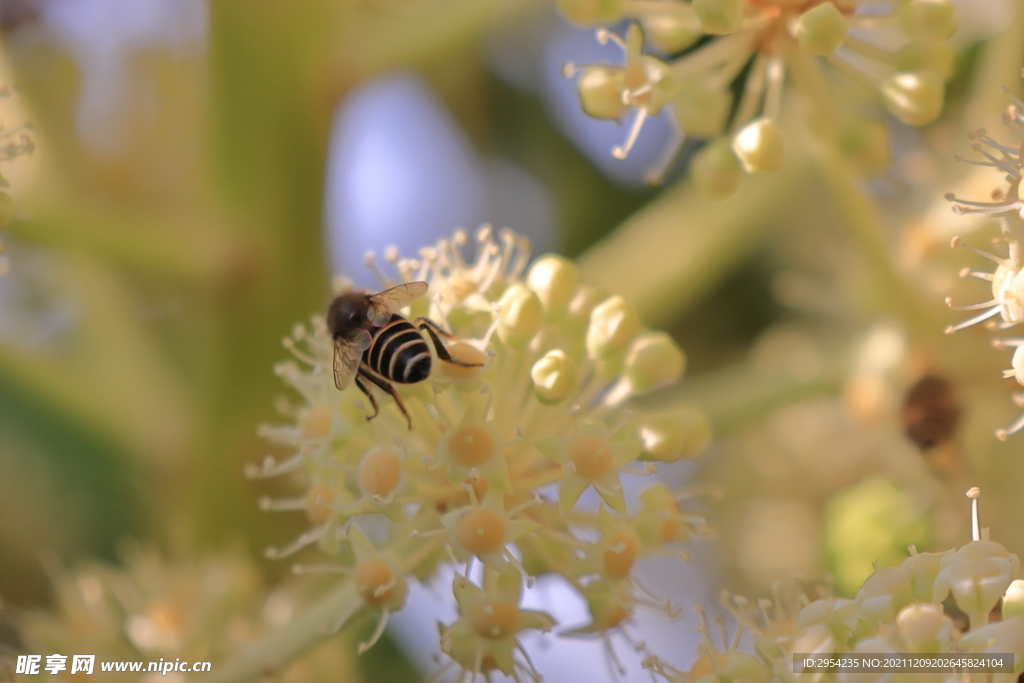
<box><xmin>944</xmin><ymin>88</ymin><xmax>1024</xmax><ymax>439</ymax></box>
<box><xmin>645</xmin><ymin>489</ymin><xmax>1024</xmax><ymax>683</ymax></box>
<box><xmin>252</xmin><ymin>227</ymin><xmax>713</xmax><ymax>680</ymax></box>
<box><xmin>560</xmin><ymin>0</ymin><xmax>954</xmax><ymax>193</ymax></box>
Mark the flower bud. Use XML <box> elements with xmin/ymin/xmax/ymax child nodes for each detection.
<box><xmin>305</xmin><ymin>482</ymin><xmax>336</xmax><ymax>525</ymax></box>
<box><xmin>497</xmin><ymin>283</ymin><xmax>543</xmax><ymax>349</ymax></box>
<box><xmin>355</xmin><ymin>558</ymin><xmax>408</xmax><ymax>611</ymax></box>
<box><xmin>691</xmin><ymin>138</ymin><xmax>742</xmax><ymax>199</ymax></box>
<box><xmin>359</xmin><ymin>449</ymin><xmax>403</xmax><ymax>499</ymax></box>
<box><xmin>794</xmin><ymin>2</ymin><xmax>848</xmax><ymax>55</ymax></box>
<box><xmin>895</xmin><ymin>603</ymin><xmax>952</xmax><ymax>653</ymax></box>
<box><xmin>623</xmin><ymin>331</ymin><xmax>686</xmax><ymax>393</ymax></box>
<box><xmin>856</xmin><ymin>567</ymin><xmax>914</xmax><ymax>623</ymax></box>
<box><xmin>555</xmin><ymin>0</ymin><xmax>625</xmax><ymax>25</ymax></box>
<box><xmin>881</xmin><ymin>72</ymin><xmax>945</xmax><ymax>127</ymax></box>
<box><xmin>896</xmin><ymin>41</ymin><xmax>955</xmax><ymax>80</ymax></box>
<box><xmin>302</xmin><ymin>404</ymin><xmax>333</xmax><ymax>440</ymax></box>
<box><xmin>1003</xmin><ymin>580</ymin><xmax>1024</xmax><ymax>620</ymax></box>
<box><xmin>1011</xmin><ymin>346</ymin><xmax>1024</xmax><ymax>386</ymax></box>
<box><xmin>640</xmin><ymin>10</ymin><xmax>702</xmax><ymax>54</ymax></box>
<box><xmin>576</xmin><ymin>67</ymin><xmax>629</xmax><ymax>121</ymax></box>
<box><xmin>958</xmin><ymin>618</ymin><xmax>1024</xmax><ymax>674</ymax></box>
<box><xmin>933</xmin><ymin>541</ymin><xmax>1020</xmax><ymax>628</ymax></box>
<box><xmin>671</xmin><ymin>80</ymin><xmax>732</xmax><ymax>138</ymax></box>
<box><xmin>901</xmin><ymin>550</ymin><xmax>949</xmax><ymax>602</ymax></box>
<box><xmin>527</xmin><ymin>254</ymin><xmax>580</xmax><ymax>318</ymax></box>
<box><xmin>638</xmin><ymin>406</ymin><xmax>712</xmax><ymax>462</ymax></box>
<box><xmin>693</xmin><ymin>0</ymin><xmax>743</xmax><ymax>35</ymax></box>
<box><xmin>899</xmin><ymin>0</ymin><xmax>956</xmax><ymax>42</ymax></box>
<box><xmin>586</xmin><ymin>295</ymin><xmax>640</xmax><ymax>360</ymax></box>
<box><xmin>732</xmin><ymin>117</ymin><xmax>785</xmax><ymax>172</ymax></box>
<box><xmin>993</xmin><ymin>263</ymin><xmax>1024</xmax><ymax>322</ymax></box>
<box><xmin>436</xmin><ymin>341</ymin><xmax>488</xmax><ymax>384</ymax></box>
<box><xmin>531</xmin><ymin>349</ymin><xmax>580</xmax><ymax>405</ymax></box>
<box><xmin>836</xmin><ymin>116</ymin><xmax>891</xmax><ymax>177</ymax></box>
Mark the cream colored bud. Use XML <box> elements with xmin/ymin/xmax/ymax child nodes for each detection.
<box><xmin>899</xmin><ymin>0</ymin><xmax>955</xmax><ymax>42</ymax></box>
<box><xmin>895</xmin><ymin>603</ymin><xmax>952</xmax><ymax>653</ymax></box>
<box><xmin>856</xmin><ymin>567</ymin><xmax>914</xmax><ymax>623</ymax></box>
<box><xmin>639</xmin><ymin>406</ymin><xmax>711</xmax><ymax>462</ymax></box>
<box><xmin>693</xmin><ymin>0</ymin><xmax>743</xmax><ymax>34</ymax></box>
<box><xmin>958</xmin><ymin>618</ymin><xmax>1024</xmax><ymax>674</ymax></box>
<box><xmin>556</xmin><ymin>0</ymin><xmax>625</xmax><ymax>25</ymax></box>
<box><xmin>732</xmin><ymin>117</ymin><xmax>785</xmax><ymax>173</ymax></box>
<box><xmin>795</xmin><ymin>2</ymin><xmax>848</xmax><ymax>55</ymax></box>
<box><xmin>531</xmin><ymin>350</ymin><xmax>580</xmax><ymax>405</ymax></box>
<box><xmin>933</xmin><ymin>541</ymin><xmax>1020</xmax><ymax>628</ymax></box>
<box><xmin>671</xmin><ymin>80</ymin><xmax>732</xmax><ymax>138</ymax></box>
<box><xmin>577</xmin><ymin>67</ymin><xmax>629</xmax><ymax>120</ymax></box>
<box><xmin>1010</xmin><ymin>346</ymin><xmax>1024</xmax><ymax>386</ymax></box>
<box><xmin>527</xmin><ymin>254</ymin><xmax>580</xmax><ymax>318</ymax></box>
<box><xmin>901</xmin><ymin>550</ymin><xmax>949</xmax><ymax>602</ymax></box>
<box><xmin>640</xmin><ymin>9</ymin><xmax>702</xmax><ymax>54</ymax></box>
<box><xmin>497</xmin><ymin>283</ymin><xmax>543</xmax><ymax>349</ymax></box>
<box><xmin>837</xmin><ymin>116</ymin><xmax>891</xmax><ymax>177</ymax></box>
<box><xmin>586</xmin><ymin>295</ymin><xmax>640</xmax><ymax>360</ymax></box>
<box><xmin>691</xmin><ymin>138</ymin><xmax>742</xmax><ymax>199</ymax></box>
<box><xmin>896</xmin><ymin>41</ymin><xmax>955</xmax><ymax>80</ymax></box>
<box><xmin>624</xmin><ymin>332</ymin><xmax>686</xmax><ymax>393</ymax></box>
<box><xmin>1004</xmin><ymin>580</ymin><xmax>1024</xmax><ymax>620</ymax></box>
<box><xmin>881</xmin><ymin>72</ymin><xmax>945</xmax><ymax>127</ymax></box>
<box><xmin>992</xmin><ymin>263</ymin><xmax>1024</xmax><ymax>323</ymax></box>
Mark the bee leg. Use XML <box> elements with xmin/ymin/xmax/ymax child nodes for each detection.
<box><xmin>416</xmin><ymin>319</ymin><xmax>484</xmax><ymax>368</ymax></box>
<box><xmin>358</xmin><ymin>369</ymin><xmax>413</xmax><ymax>430</ymax></box>
<box><xmin>413</xmin><ymin>316</ymin><xmax>456</xmax><ymax>339</ymax></box>
<box><xmin>354</xmin><ymin>376</ymin><xmax>380</xmax><ymax>422</ymax></box>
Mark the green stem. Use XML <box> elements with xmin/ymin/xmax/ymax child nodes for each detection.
<box><xmin>577</xmin><ymin>142</ymin><xmax>815</xmax><ymax>328</ymax></box>
<box><xmin>201</xmin><ymin>538</ymin><xmax>443</xmax><ymax>683</ymax></box>
<box><xmin>786</xmin><ymin>49</ymin><xmax>940</xmax><ymax>336</ymax></box>
<box><xmin>653</xmin><ymin>344</ymin><xmax>846</xmax><ymax>435</ymax></box>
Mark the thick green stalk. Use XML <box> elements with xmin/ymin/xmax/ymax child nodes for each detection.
<box><xmin>786</xmin><ymin>49</ymin><xmax>940</xmax><ymax>336</ymax></box>
<box><xmin>578</xmin><ymin>144</ymin><xmax>815</xmax><ymax>328</ymax></box>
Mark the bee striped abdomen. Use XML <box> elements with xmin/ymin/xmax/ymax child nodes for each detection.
<box><xmin>367</xmin><ymin>315</ymin><xmax>431</xmax><ymax>384</ymax></box>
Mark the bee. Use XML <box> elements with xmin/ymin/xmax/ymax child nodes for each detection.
<box><xmin>902</xmin><ymin>374</ymin><xmax>960</xmax><ymax>451</ymax></box>
<box><xmin>327</xmin><ymin>281</ymin><xmax>482</xmax><ymax>429</ymax></box>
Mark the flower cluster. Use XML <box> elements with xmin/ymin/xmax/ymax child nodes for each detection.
<box><xmin>16</xmin><ymin>545</ymin><xmax>358</xmax><ymax>683</ymax></box>
<box><xmin>252</xmin><ymin>226</ymin><xmax>712</xmax><ymax>680</ymax></box>
<box><xmin>944</xmin><ymin>89</ymin><xmax>1024</xmax><ymax>439</ymax></box>
<box><xmin>560</xmin><ymin>0</ymin><xmax>954</xmax><ymax>193</ymax></box>
<box><xmin>643</xmin><ymin>488</ymin><xmax>1024</xmax><ymax>683</ymax></box>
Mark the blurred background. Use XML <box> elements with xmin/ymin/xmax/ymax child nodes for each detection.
<box><xmin>0</xmin><ymin>0</ymin><xmax>1022</xmax><ymax>680</ymax></box>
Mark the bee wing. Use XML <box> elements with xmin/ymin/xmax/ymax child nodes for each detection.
<box><xmin>367</xmin><ymin>281</ymin><xmax>428</xmax><ymax>325</ymax></box>
<box><xmin>333</xmin><ymin>331</ymin><xmax>370</xmax><ymax>391</ymax></box>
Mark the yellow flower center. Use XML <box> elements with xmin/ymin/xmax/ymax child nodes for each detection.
<box><xmin>470</xmin><ymin>601</ymin><xmax>519</xmax><ymax>640</ymax></box>
<box><xmin>355</xmin><ymin>559</ymin><xmax>397</xmax><ymax>608</ymax></box>
<box><xmin>456</xmin><ymin>509</ymin><xmax>506</xmax><ymax>556</ymax></box>
<box><xmin>603</xmin><ymin>530</ymin><xmax>641</xmax><ymax>579</ymax></box>
<box><xmin>449</xmin><ymin>426</ymin><xmax>497</xmax><ymax>467</ymax></box>
<box><xmin>305</xmin><ymin>483</ymin><xmax>335</xmax><ymax>525</ymax></box>
<box><xmin>570</xmin><ymin>436</ymin><xmax>614</xmax><ymax>480</ymax></box>
<box><xmin>359</xmin><ymin>449</ymin><xmax>402</xmax><ymax>498</ymax></box>
<box><xmin>301</xmin><ymin>404</ymin><xmax>332</xmax><ymax>440</ymax></box>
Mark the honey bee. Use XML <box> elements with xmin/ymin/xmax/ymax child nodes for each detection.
<box><xmin>327</xmin><ymin>281</ymin><xmax>482</xmax><ymax>429</ymax></box>
<box><xmin>902</xmin><ymin>374</ymin><xmax>960</xmax><ymax>451</ymax></box>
